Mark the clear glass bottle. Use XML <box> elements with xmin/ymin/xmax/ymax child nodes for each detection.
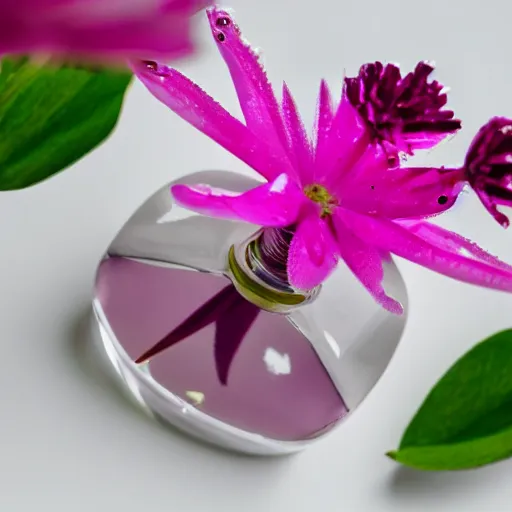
<box><xmin>91</xmin><ymin>171</ymin><xmax>408</xmax><ymax>455</ymax></box>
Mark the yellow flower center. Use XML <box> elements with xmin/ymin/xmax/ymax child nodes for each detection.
<box><xmin>304</xmin><ymin>184</ymin><xmax>338</xmax><ymax>216</ymax></box>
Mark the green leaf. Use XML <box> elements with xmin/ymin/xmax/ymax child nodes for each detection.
<box><xmin>389</xmin><ymin>329</ymin><xmax>512</xmax><ymax>470</ymax></box>
<box><xmin>0</xmin><ymin>56</ymin><xmax>132</xmax><ymax>190</ymax></box>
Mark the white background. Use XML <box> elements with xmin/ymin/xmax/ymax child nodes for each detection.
<box><xmin>2</xmin><ymin>0</ymin><xmax>512</xmax><ymax>510</ymax></box>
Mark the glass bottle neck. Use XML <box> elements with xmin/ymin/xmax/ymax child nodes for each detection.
<box><xmin>228</xmin><ymin>227</ymin><xmax>320</xmax><ymax>313</ymax></box>
<box><xmin>247</xmin><ymin>227</ymin><xmax>295</xmax><ymax>292</ymax></box>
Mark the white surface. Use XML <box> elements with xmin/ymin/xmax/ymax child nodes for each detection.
<box><xmin>2</xmin><ymin>0</ymin><xmax>512</xmax><ymax>510</ymax></box>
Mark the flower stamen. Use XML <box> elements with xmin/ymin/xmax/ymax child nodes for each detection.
<box><xmin>304</xmin><ymin>184</ymin><xmax>338</xmax><ymax>216</ymax></box>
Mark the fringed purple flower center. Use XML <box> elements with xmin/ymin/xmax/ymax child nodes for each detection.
<box><xmin>345</xmin><ymin>61</ymin><xmax>461</xmax><ymax>154</ymax></box>
<box><xmin>464</xmin><ymin>116</ymin><xmax>512</xmax><ymax>227</ymax></box>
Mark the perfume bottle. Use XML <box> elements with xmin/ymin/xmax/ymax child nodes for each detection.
<box><xmin>92</xmin><ymin>170</ymin><xmax>408</xmax><ymax>455</ymax></box>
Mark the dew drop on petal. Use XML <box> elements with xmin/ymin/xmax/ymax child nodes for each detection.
<box><xmin>143</xmin><ymin>60</ymin><xmax>158</xmax><ymax>71</ymax></box>
<box><xmin>216</xmin><ymin>16</ymin><xmax>231</xmax><ymax>27</ymax></box>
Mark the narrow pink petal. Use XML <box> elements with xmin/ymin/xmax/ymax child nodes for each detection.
<box><xmin>206</xmin><ymin>8</ymin><xmax>293</xmax><ymax>171</ymax></box>
<box><xmin>132</xmin><ymin>61</ymin><xmax>293</xmax><ymax>181</ymax></box>
<box><xmin>327</xmin><ymin>142</ymin><xmax>389</xmax><ymax>198</ymax></box>
<box><xmin>282</xmin><ymin>82</ymin><xmax>314</xmax><ymax>185</ymax></box>
<box><xmin>401</xmin><ymin>221</ymin><xmax>512</xmax><ymax>271</ymax></box>
<box><xmin>313</xmin><ymin>80</ymin><xmax>334</xmax><ymax>176</ymax></box>
<box><xmin>338</xmin><ymin>209</ymin><xmax>512</xmax><ymax>293</ymax></box>
<box><xmin>287</xmin><ymin>214</ymin><xmax>339</xmax><ymax>290</ymax></box>
<box><xmin>339</xmin><ymin>164</ymin><xmax>466</xmax><ymax>219</ymax></box>
<box><xmin>171</xmin><ymin>173</ymin><xmax>304</xmax><ymax>227</ymax></box>
<box><xmin>0</xmin><ymin>0</ymin><xmax>204</xmax><ymax>60</ymax></box>
<box><xmin>315</xmin><ymin>88</ymin><xmax>370</xmax><ymax>185</ymax></box>
<box><xmin>332</xmin><ymin>213</ymin><xmax>403</xmax><ymax>314</ymax></box>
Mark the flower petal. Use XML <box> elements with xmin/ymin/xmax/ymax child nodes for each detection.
<box><xmin>326</xmin><ymin>142</ymin><xmax>389</xmax><ymax>197</ymax></box>
<box><xmin>332</xmin><ymin>213</ymin><xmax>403</xmax><ymax>314</ymax></box>
<box><xmin>171</xmin><ymin>173</ymin><xmax>304</xmax><ymax>227</ymax></box>
<box><xmin>133</xmin><ymin>61</ymin><xmax>292</xmax><ymax>181</ymax></box>
<box><xmin>282</xmin><ymin>82</ymin><xmax>314</xmax><ymax>185</ymax></box>
<box><xmin>401</xmin><ymin>220</ymin><xmax>512</xmax><ymax>271</ymax></box>
<box><xmin>339</xmin><ymin>209</ymin><xmax>512</xmax><ymax>294</ymax></box>
<box><xmin>339</xmin><ymin>160</ymin><xmax>466</xmax><ymax>219</ymax></box>
<box><xmin>315</xmin><ymin>88</ymin><xmax>369</xmax><ymax>184</ymax></box>
<box><xmin>0</xmin><ymin>0</ymin><xmax>205</xmax><ymax>60</ymax></box>
<box><xmin>206</xmin><ymin>7</ymin><xmax>293</xmax><ymax>172</ymax></box>
<box><xmin>313</xmin><ymin>79</ymin><xmax>334</xmax><ymax>177</ymax></box>
<box><xmin>287</xmin><ymin>214</ymin><xmax>339</xmax><ymax>290</ymax></box>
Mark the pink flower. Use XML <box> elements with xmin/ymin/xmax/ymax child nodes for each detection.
<box><xmin>133</xmin><ymin>6</ymin><xmax>512</xmax><ymax>314</ymax></box>
<box><xmin>0</xmin><ymin>0</ymin><xmax>209</xmax><ymax>61</ymax></box>
<box><xmin>462</xmin><ymin>117</ymin><xmax>512</xmax><ymax>228</ymax></box>
<box><xmin>345</xmin><ymin>61</ymin><xmax>461</xmax><ymax>162</ymax></box>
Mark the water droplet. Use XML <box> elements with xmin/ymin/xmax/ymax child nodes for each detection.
<box><xmin>387</xmin><ymin>155</ymin><xmax>399</xmax><ymax>167</ymax></box>
<box><xmin>216</xmin><ymin>16</ymin><xmax>231</xmax><ymax>27</ymax></box>
<box><xmin>143</xmin><ymin>60</ymin><xmax>158</xmax><ymax>71</ymax></box>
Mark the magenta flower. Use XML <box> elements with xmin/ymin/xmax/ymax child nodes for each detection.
<box><xmin>133</xmin><ymin>6</ymin><xmax>512</xmax><ymax>315</ymax></box>
<box><xmin>462</xmin><ymin>117</ymin><xmax>512</xmax><ymax>228</ymax></box>
<box><xmin>0</xmin><ymin>0</ymin><xmax>208</xmax><ymax>61</ymax></box>
<box><xmin>345</xmin><ymin>61</ymin><xmax>461</xmax><ymax>162</ymax></box>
